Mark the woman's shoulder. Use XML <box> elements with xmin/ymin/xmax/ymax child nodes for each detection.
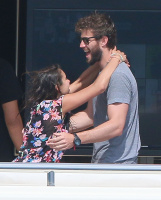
<box><xmin>38</xmin><ymin>96</ymin><xmax>64</xmax><ymax>108</ymax></box>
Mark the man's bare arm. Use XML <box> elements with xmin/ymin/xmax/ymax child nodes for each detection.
<box><xmin>46</xmin><ymin>100</ymin><xmax>93</xmax><ymax>149</ymax></box>
<box><xmin>77</xmin><ymin>103</ymin><xmax>128</xmax><ymax>144</ymax></box>
<box><xmin>69</xmin><ymin>99</ymin><xmax>93</xmax><ymax>133</ymax></box>
<box><xmin>47</xmin><ymin>102</ymin><xmax>128</xmax><ymax>151</ymax></box>
<box><xmin>3</xmin><ymin>100</ymin><xmax>23</xmax><ymax>151</ymax></box>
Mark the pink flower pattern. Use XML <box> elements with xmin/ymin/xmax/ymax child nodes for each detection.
<box><xmin>13</xmin><ymin>96</ymin><xmax>69</xmax><ymax>163</ymax></box>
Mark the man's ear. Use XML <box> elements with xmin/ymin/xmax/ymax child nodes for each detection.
<box><xmin>101</xmin><ymin>36</ymin><xmax>108</xmax><ymax>47</ymax></box>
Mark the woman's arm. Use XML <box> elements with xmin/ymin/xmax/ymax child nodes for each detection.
<box><xmin>62</xmin><ymin>50</ymin><xmax>126</xmax><ymax>115</ymax></box>
<box><xmin>69</xmin><ymin>62</ymin><xmax>100</xmax><ymax>93</ymax></box>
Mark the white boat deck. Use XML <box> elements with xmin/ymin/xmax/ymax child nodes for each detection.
<box><xmin>0</xmin><ymin>163</ymin><xmax>161</xmax><ymax>200</ymax></box>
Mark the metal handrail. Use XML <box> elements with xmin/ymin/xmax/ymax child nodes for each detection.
<box><xmin>0</xmin><ymin>162</ymin><xmax>161</xmax><ymax>171</ymax></box>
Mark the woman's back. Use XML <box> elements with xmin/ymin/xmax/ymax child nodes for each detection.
<box><xmin>13</xmin><ymin>96</ymin><xmax>68</xmax><ymax>163</ymax></box>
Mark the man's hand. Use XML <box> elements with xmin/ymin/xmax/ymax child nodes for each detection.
<box><xmin>46</xmin><ymin>132</ymin><xmax>74</xmax><ymax>151</ymax></box>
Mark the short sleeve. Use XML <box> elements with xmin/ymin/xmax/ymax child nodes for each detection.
<box><xmin>107</xmin><ymin>71</ymin><xmax>131</xmax><ymax>105</ymax></box>
<box><xmin>0</xmin><ymin>59</ymin><xmax>22</xmax><ymax>104</ymax></box>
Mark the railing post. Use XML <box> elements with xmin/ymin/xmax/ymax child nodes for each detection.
<box><xmin>47</xmin><ymin>171</ymin><xmax>55</xmax><ymax>186</ymax></box>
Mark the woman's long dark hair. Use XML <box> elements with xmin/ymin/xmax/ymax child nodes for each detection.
<box><xmin>25</xmin><ymin>64</ymin><xmax>62</xmax><ymax>109</ymax></box>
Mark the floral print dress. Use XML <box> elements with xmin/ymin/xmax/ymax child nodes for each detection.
<box><xmin>13</xmin><ymin>96</ymin><xmax>69</xmax><ymax>163</ymax></box>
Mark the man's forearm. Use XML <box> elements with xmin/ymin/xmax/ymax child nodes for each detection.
<box><xmin>48</xmin><ymin>119</ymin><xmax>123</xmax><ymax>152</ymax></box>
<box><xmin>3</xmin><ymin>100</ymin><xmax>23</xmax><ymax>151</ymax></box>
<box><xmin>77</xmin><ymin>119</ymin><xmax>123</xmax><ymax>144</ymax></box>
<box><xmin>48</xmin><ymin>103</ymin><xmax>128</xmax><ymax>152</ymax></box>
<box><xmin>7</xmin><ymin>114</ymin><xmax>23</xmax><ymax>151</ymax></box>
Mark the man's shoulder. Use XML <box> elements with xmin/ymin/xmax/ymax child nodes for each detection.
<box><xmin>110</xmin><ymin>63</ymin><xmax>137</xmax><ymax>88</ymax></box>
<box><xmin>115</xmin><ymin>62</ymin><xmax>129</xmax><ymax>72</ymax></box>
<box><xmin>112</xmin><ymin>62</ymin><xmax>134</xmax><ymax>77</ymax></box>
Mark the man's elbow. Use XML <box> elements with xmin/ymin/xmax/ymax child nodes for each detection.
<box><xmin>115</xmin><ymin>125</ymin><xmax>124</xmax><ymax>137</ymax></box>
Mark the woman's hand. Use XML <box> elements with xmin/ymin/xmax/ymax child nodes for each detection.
<box><xmin>110</xmin><ymin>49</ymin><xmax>130</xmax><ymax>67</ymax></box>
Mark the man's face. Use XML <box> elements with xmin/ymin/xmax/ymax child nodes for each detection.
<box><xmin>80</xmin><ymin>30</ymin><xmax>102</xmax><ymax>65</ymax></box>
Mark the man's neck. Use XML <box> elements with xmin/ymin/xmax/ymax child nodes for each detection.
<box><xmin>99</xmin><ymin>48</ymin><xmax>113</xmax><ymax>69</ymax></box>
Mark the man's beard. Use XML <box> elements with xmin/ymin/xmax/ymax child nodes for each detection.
<box><xmin>87</xmin><ymin>45</ymin><xmax>102</xmax><ymax>65</ymax></box>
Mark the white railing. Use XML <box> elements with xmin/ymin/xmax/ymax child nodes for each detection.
<box><xmin>1</xmin><ymin>163</ymin><xmax>161</xmax><ymax>200</ymax></box>
<box><xmin>0</xmin><ymin>162</ymin><xmax>161</xmax><ymax>186</ymax></box>
<box><xmin>1</xmin><ymin>162</ymin><xmax>161</xmax><ymax>171</ymax></box>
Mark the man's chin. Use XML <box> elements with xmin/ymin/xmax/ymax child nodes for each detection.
<box><xmin>88</xmin><ymin>60</ymin><xmax>97</xmax><ymax>66</ymax></box>
<box><xmin>86</xmin><ymin>57</ymin><xmax>92</xmax><ymax>65</ymax></box>
<box><xmin>86</xmin><ymin>57</ymin><xmax>90</xmax><ymax>63</ymax></box>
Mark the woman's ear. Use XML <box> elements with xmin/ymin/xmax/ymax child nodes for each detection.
<box><xmin>55</xmin><ymin>84</ymin><xmax>59</xmax><ymax>91</ymax></box>
<box><xmin>101</xmin><ymin>36</ymin><xmax>108</xmax><ymax>47</ymax></box>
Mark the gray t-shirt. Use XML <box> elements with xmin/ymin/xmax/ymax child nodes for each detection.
<box><xmin>91</xmin><ymin>62</ymin><xmax>141</xmax><ymax>164</ymax></box>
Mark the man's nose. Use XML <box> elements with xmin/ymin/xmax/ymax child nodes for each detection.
<box><xmin>80</xmin><ymin>40</ymin><xmax>86</xmax><ymax>48</ymax></box>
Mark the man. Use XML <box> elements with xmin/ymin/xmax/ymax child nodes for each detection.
<box><xmin>47</xmin><ymin>12</ymin><xmax>141</xmax><ymax>164</ymax></box>
<box><xmin>0</xmin><ymin>58</ymin><xmax>23</xmax><ymax>161</ymax></box>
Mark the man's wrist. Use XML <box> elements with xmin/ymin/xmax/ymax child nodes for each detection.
<box><xmin>73</xmin><ymin>133</ymin><xmax>81</xmax><ymax>147</ymax></box>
